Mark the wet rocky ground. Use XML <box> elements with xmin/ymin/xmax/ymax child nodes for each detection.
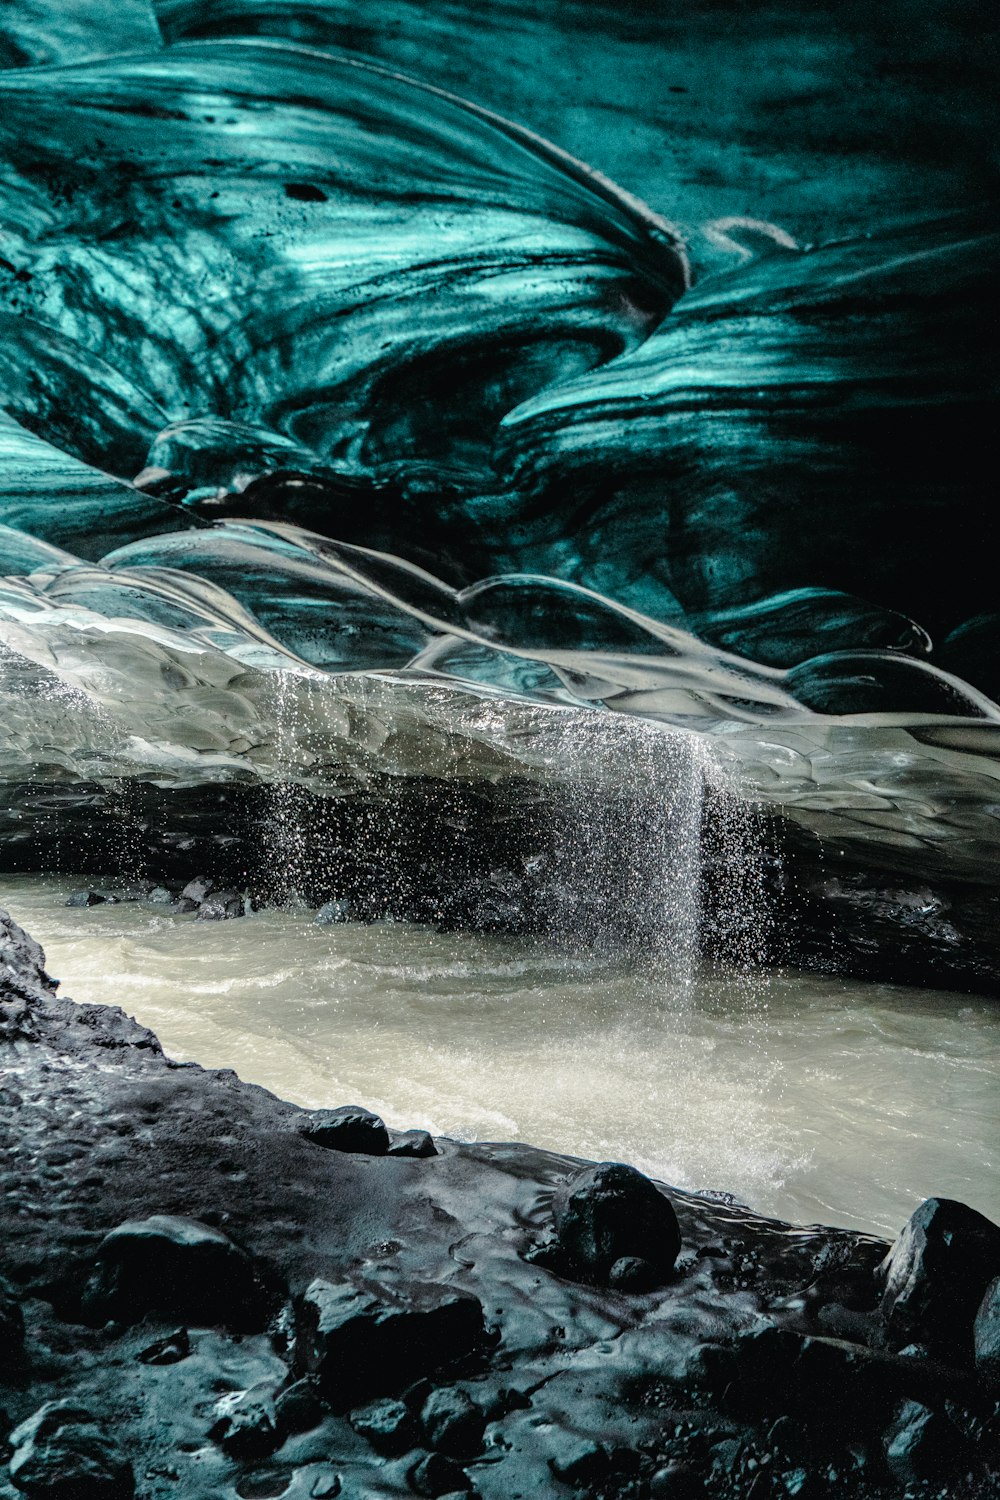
<box><xmin>1</xmin><ymin>906</ymin><xmax>999</xmax><ymax>1499</ymax></box>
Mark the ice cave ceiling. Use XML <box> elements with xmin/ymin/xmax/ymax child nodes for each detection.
<box><xmin>0</xmin><ymin>0</ymin><xmax>997</xmax><ymax>942</ymax></box>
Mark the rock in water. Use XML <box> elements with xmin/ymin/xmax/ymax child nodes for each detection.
<box><xmin>65</xmin><ymin>890</ymin><xmax>118</xmax><ymax>908</ymax></box>
<box><xmin>7</xmin><ymin>1402</ymin><xmax>134</xmax><ymax>1499</ymax></box>
<box><xmin>554</xmin><ymin>1161</ymin><xmax>681</xmax><ymax>1285</ymax></box>
<box><xmin>876</xmin><ymin>1196</ymin><xmax>1000</xmax><ymax>1360</ymax></box>
<box><xmin>302</xmin><ymin>1104</ymin><xmax>391</xmax><ymax>1155</ymax></box>
<box><xmin>196</xmin><ymin>889</ymin><xmax>246</xmax><ymax>920</ymax></box>
<box><xmin>81</xmin><ymin>1214</ymin><xmax>267</xmax><ymax>1330</ymax></box>
<box><xmin>294</xmin><ymin>1276</ymin><xmax>485</xmax><ymax>1409</ymax></box>
<box><xmin>315</xmin><ymin>899</ymin><xmax>353</xmax><ymax>925</ymax></box>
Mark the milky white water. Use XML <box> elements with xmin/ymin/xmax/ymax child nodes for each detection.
<box><xmin>2</xmin><ymin>873</ymin><xmax>997</xmax><ymax>1240</ymax></box>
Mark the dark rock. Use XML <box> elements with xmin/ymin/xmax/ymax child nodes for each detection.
<box><xmin>210</xmin><ymin>1382</ymin><xmax>282</xmax><ymax>1459</ymax></box>
<box><xmin>315</xmin><ymin>900</ymin><xmax>353</xmax><ymax>925</ymax></box>
<box><xmin>294</xmin><ymin>1275</ymin><xmax>486</xmax><ymax>1410</ymax></box>
<box><xmin>766</xmin><ymin>1415</ymin><xmax>802</xmax><ymax>1460</ymax></box>
<box><xmin>649</xmin><ymin>1462</ymin><xmax>704</xmax><ymax>1497</ymax></box>
<box><xmin>389</xmin><ymin>1129</ymin><xmax>438</xmax><ymax>1159</ymax></box>
<box><xmin>65</xmin><ymin>890</ymin><xmax>117</xmax><ymax>908</ymax></box>
<box><xmin>877</xmin><ymin>1196</ymin><xmax>1000</xmax><ymax>1360</ymax></box>
<box><xmin>609</xmin><ymin>1255</ymin><xmax>660</xmax><ymax>1291</ymax></box>
<box><xmin>180</xmin><ymin>876</ymin><xmax>215</xmax><ymax>903</ymax></box>
<box><xmin>408</xmin><ymin>1451</ymin><xmax>472</xmax><ymax>1495</ymax></box>
<box><xmin>883</xmin><ymin>1398</ymin><xmax>965</xmax><ymax>1483</ymax></box>
<box><xmin>777</xmin><ymin>1469</ymin><xmax>820</xmax><ymax>1498</ymax></box>
<box><xmin>681</xmin><ymin>1341</ymin><xmax>738</xmax><ymax>1394</ymax></box>
<box><xmin>302</xmin><ymin>1105</ymin><xmax>390</xmax><ymax>1156</ymax></box>
<box><xmin>420</xmin><ymin>1386</ymin><xmax>485</xmax><ymax>1457</ymax></box>
<box><xmin>521</xmin><ymin>1235</ymin><xmax>569</xmax><ymax>1275</ymax></box>
<box><xmin>722</xmin><ymin>1324</ymin><xmax>978</xmax><ymax>1433</ymax></box>
<box><xmin>554</xmin><ymin>1162</ymin><xmax>680</xmax><ymax>1284</ymax></box>
<box><xmin>8</xmin><ymin>1402</ymin><xmax>134</xmax><ymax>1499</ymax></box>
<box><xmin>274</xmin><ymin>1377</ymin><xmax>325</xmax><ymax>1435</ymax></box>
<box><xmin>546</xmin><ymin>1431</ymin><xmax>608</xmax><ymax>1486</ymax></box>
<box><xmin>0</xmin><ymin>1276</ymin><xmax>24</xmax><ymax>1364</ymax></box>
<box><xmin>350</xmin><ymin>1396</ymin><xmax>416</xmax><ymax>1454</ymax></box>
<box><xmin>196</xmin><ymin>890</ymin><xmax>246</xmax><ymax>920</ymax></box>
<box><xmin>708</xmin><ymin>1437</ymin><xmax>742</xmax><ymax>1475</ymax></box>
<box><xmin>0</xmin><ymin>909</ymin><xmax>53</xmax><ymax>998</ymax></box>
<box><xmin>305</xmin><ymin>1472</ymin><xmax>341</xmax><ymax>1498</ymax></box>
<box><xmin>135</xmin><ymin>1327</ymin><xmax>190</xmax><ymax>1365</ymax></box>
<box><xmin>168</xmin><ymin>897</ymin><xmax>199</xmax><ymax>914</ymax></box>
<box><xmin>81</xmin><ymin>1214</ymin><xmax>267</xmax><ymax>1330</ymax></box>
<box><xmin>974</xmin><ymin>1274</ymin><xmax>1000</xmax><ymax>1382</ymax></box>
<box><xmin>306</xmin><ymin>1473</ymin><xmax>341</xmax><ymax>1498</ymax></box>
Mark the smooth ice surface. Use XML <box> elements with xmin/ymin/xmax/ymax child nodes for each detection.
<box><xmin>0</xmin><ymin>2</ymin><xmax>996</xmax><ymax>912</ymax></box>
<box><xmin>4</xmin><ymin>873</ymin><xmax>997</xmax><ymax>1240</ymax></box>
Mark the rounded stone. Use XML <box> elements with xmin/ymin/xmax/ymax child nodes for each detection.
<box><xmin>877</xmin><ymin>1197</ymin><xmax>1000</xmax><ymax>1359</ymax></box>
<box><xmin>609</xmin><ymin>1255</ymin><xmax>660</xmax><ymax>1291</ymax></box>
<box><xmin>554</xmin><ymin>1161</ymin><xmax>681</xmax><ymax>1282</ymax></box>
<box><xmin>302</xmin><ymin>1105</ymin><xmax>390</xmax><ymax>1155</ymax></box>
<box><xmin>82</xmin><ymin>1213</ymin><xmax>265</xmax><ymax>1329</ymax></box>
<box><xmin>420</xmin><ymin>1387</ymin><xmax>485</xmax><ymax>1457</ymax></box>
<box><xmin>8</xmin><ymin>1404</ymin><xmax>133</xmax><ymax>1500</ymax></box>
<box><xmin>408</xmin><ymin>1451</ymin><xmax>471</xmax><ymax>1496</ymax></box>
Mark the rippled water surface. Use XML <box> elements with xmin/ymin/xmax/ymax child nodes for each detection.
<box><xmin>3</xmin><ymin>873</ymin><xmax>997</xmax><ymax>1239</ymax></box>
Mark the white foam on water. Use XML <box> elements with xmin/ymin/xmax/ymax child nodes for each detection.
<box><xmin>3</xmin><ymin>873</ymin><xmax>996</xmax><ymax>1240</ymax></box>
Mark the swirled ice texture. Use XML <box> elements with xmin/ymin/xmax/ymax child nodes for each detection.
<box><xmin>0</xmin><ymin>4</ymin><xmax>998</xmax><ymax>982</ymax></box>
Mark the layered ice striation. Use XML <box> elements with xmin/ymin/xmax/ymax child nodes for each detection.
<box><xmin>0</xmin><ymin>1</ymin><xmax>998</xmax><ymax>984</ymax></box>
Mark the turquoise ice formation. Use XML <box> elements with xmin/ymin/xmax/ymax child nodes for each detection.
<box><xmin>0</xmin><ymin>0</ymin><xmax>998</xmax><ymax>949</ymax></box>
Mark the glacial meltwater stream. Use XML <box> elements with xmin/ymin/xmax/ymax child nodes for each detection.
<box><xmin>3</xmin><ymin>874</ymin><xmax>996</xmax><ymax>1241</ymax></box>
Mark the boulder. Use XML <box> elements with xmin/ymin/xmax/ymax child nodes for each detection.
<box><xmin>315</xmin><ymin>899</ymin><xmax>353</xmax><ymax>925</ymax></box>
<box><xmin>877</xmin><ymin>1197</ymin><xmax>1000</xmax><ymax>1360</ymax></box>
<box><xmin>883</xmin><ymin>1399</ymin><xmax>965</xmax><ymax>1484</ymax></box>
<box><xmin>389</xmin><ymin>1129</ymin><xmax>438</xmax><ymax>1159</ymax></box>
<box><xmin>420</xmin><ymin>1387</ymin><xmax>485</xmax><ymax>1457</ymax></box>
<box><xmin>65</xmin><ymin>890</ymin><xmax>117</xmax><ymax>908</ymax></box>
<box><xmin>724</xmin><ymin>1326</ymin><xmax>969</xmax><ymax>1427</ymax></box>
<box><xmin>196</xmin><ymin>890</ymin><xmax>246</xmax><ymax>920</ymax></box>
<box><xmin>8</xmin><ymin>1402</ymin><xmax>133</xmax><ymax>1499</ymax></box>
<box><xmin>294</xmin><ymin>1275</ymin><xmax>486</xmax><ymax>1409</ymax></box>
<box><xmin>553</xmin><ymin>1162</ymin><xmax>680</xmax><ymax>1284</ymax></box>
<box><xmin>974</xmin><ymin>1275</ymin><xmax>1000</xmax><ymax>1382</ymax></box>
<box><xmin>81</xmin><ymin>1213</ymin><xmax>266</xmax><ymax>1330</ymax></box>
<box><xmin>274</xmin><ymin>1377</ymin><xmax>325</xmax><ymax>1435</ymax></box>
<box><xmin>180</xmin><ymin>876</ymin><xmax>215</xmax><ymax>904</ymax></box>
<box><xmin>302</xmin><ymin>1105</ymin><xmax>390</xmax><ymax>1156</ymax></box>
<box><xmin>350</xmin><ymin>1397</ymin><xmax>417</xmax><ymax>1454</ymax></box>
<box><xmin>409</xmin><ymin>1451</ymin><xmax>473</xmax><ymax>1496</ymax></box>
<box><xmin>546</xmin><ymin>1432</ymin><xmax>609</xmax><ymax>1486</ymax></box>
<box><xmin>209</xmin><ymin>1381</ymin><xmax>282</xmax><ymax>1459</ymax></box>
<box><xmin>649</xmin><ymin>1462</ymin><xmax>704</xmax><ymax>1498</ymax></box>
<box><xmin>609</xmin><ymin>1255</ymin><xmax>660</xmax><ymax>1291</ymax></box>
